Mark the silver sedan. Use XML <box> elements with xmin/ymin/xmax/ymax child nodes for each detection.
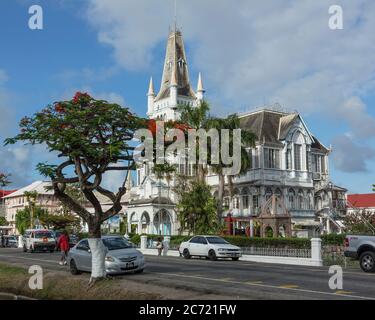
<box><xmin>68</xmin><ymin>236</ymin><xmax>145</xmax><ymax>275</ymax></box>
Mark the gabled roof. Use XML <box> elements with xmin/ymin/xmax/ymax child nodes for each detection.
<box><xmin>239</xmin><ymin>109</ymin><xmax>285</xmax><ymax>145</ymax></box>
<box><xmin>278</xmin><ymin>113</ymin><xmax>299</xmax><ymax>140</ymax></box>
<box><xmin>239</xmin><ymin>108</ymin><xmax>328</xmax><ymax>153</ymax></box>
<box><xmin>155</xmin><ymin>29</ymin><xmax>196</xmax><ymax>102</ymax></box>
<box><xmin>311</xmin><ymin>136</ymin><xmax>330</xmax><ymax>153</ymax></box>
<box><xmin>3</xmin><ymin>181</ymin><xmax>53</xmax><ymax>198</ymax></box>
<box><xmin>347</xmin><ymin>193</ymin><xmax>375</xmax><ymax>208</ymax></box>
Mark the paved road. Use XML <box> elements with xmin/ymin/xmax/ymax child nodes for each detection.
<box><xmin>1</xmin><ymin>248</ymin><xmax>375</xmax><ymax>300</ymax></box>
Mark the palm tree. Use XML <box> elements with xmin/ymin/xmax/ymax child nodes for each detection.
<box><xmin>207</xmin><ymin>114</ymin><xmax>256</xmax><ymax>223</ymax></box>
<box><xmin>178</xmin><ymin>101</ymin><xmax>211</xmax><ymax>182</ymax></box>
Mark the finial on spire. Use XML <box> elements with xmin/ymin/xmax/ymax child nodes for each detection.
<box><xmin>174</xmin><ymin>0</ymin><xmax>177</xmax><ymax>32</ymax></box>
<box><xmin>147</xmin><ymin>77</ymin><xmax>155</xmax><ymax>96</ymax></box>
<box><xmin>197</xmin><ymin>72</ymin><xmax>204</xmax><ymax>92</ymax></box>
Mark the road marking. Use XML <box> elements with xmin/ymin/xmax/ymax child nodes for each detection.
<box><xmin>220</xmin><ymin>277</ymin><xmax>235</xmax><ymax>282</ymax></box>
<box><xmin>279</xmin><ymin>284</ymin><xmax>299</xmax><ymax>289</ymax></box>
<box><xmin>245</xmin><ymin>281</ymin><xmax>263</xmax><ymax>284</ymax></box>
<box><xmin>151</xmin><ymin>272</ymin><xmax>375</xmax><ymax>300</ymax></box>
<box><xmin>335</xmin><ymin>290</ymin><xmax>354</xmax><ymax>295</ymax></box>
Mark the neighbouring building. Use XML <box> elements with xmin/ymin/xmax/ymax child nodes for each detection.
<box><xmin>347</xmin><ymin>193</ymin><xmax>375</xmax><ymax>215</ymax></box>
<box><xmin>126</xmin><ymin>26</ymin><xmax>347</xmax><ymax>237</ymax></box>
<box><xmin>3</xmin><ymin>181</ymin><xmax>62</xmax><ymax>234</ymax></box>
<box><xmin>0</xmin><ymin>189</ymin><xmax>17</xmax><ymax>235</ymax></box>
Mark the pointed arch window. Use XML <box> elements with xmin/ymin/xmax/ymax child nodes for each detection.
<box><xmin>288</xmin><ymin>188</ymin><xmax>296</xmax><ymax>210</ymax></box>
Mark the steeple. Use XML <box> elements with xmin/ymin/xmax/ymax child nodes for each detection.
<box><xmin>148</xmin><ymin>26</ymin><xmax>206</xmax><ymax>121</ymax></box>
<box><xmin>155</xmin><ymin>29</ymin><xmax>196</xmax><ymax>102</ymax></box>
<box><xmin>147</xmin><ymin>77</ymin><xmax>155</xmax><ymax>96</ymax></box>
<box><xmin>147</xmin><ymin>77</ymin><xmax>155</xmax><ymax>115</ymax></box>
<box><xmin>196</xmin><ymin>72</ymin><xmax>205</xmax><ymax>101</ymax></box>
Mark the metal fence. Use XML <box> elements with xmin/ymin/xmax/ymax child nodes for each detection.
<box><xmin>240</xmin><ymin>247</ymin><xmax>311</xmax><ymax>258</ymax></box>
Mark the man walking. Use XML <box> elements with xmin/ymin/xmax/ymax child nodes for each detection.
<box><xmin>57</xmin><ymin>230</ymin><xmax>70</xmax><ymax>265</ymax></box>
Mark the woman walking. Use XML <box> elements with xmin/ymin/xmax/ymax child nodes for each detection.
<box><xmin>57</xmin><ymin>230</ymin><xmax>70</xmax><ymax>265</ymax></box>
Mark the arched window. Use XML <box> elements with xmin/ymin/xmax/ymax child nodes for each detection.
<box><xmin>275</xmin><ymin>188</ymin><xmax>282</xmax><ymax>198</ymax></box>
<box><xmin>265</xmin><ymin>187</ymin><xmax>273</xmax><ymax>201</ymax></box>
<box><xmin>298</xmin><ymin>189</ymin><xmax>304</xmax><ymax>209</ymax></box>
<box><xmin>307</xmin><ymin>191</ymin><xmax>313</xmax><ymax>209</ymax></box>
<box><xmin>288</xmin><ymin>188</ymin><xmax>296</xmax><ymax>210</ymax></box>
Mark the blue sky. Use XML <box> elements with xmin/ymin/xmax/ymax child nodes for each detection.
<box><xmin>0</xmin><ymin>0</ymin><xmax>375</xmax><ymax>194</ymax></box>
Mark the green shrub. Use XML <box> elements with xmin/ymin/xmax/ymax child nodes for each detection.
<box><xmin>221</xmin><ymin>236</ymin><xmax>311</xmax><ymax>248</ymax></box>
<box><xmin>321</xmin><ymin>234</ymin><xmax>346</xmax><ymax>246</ymax></box>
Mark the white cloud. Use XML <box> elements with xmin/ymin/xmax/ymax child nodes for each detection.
<box><xmin>332</xmin><ymin>135</ymin><xmax>375</xmax><ymax>173</ymax></box>
<box><xmin>85</xmin><ymin>0</ymin><xmax>375</xmax><ymax>175</ymax></box>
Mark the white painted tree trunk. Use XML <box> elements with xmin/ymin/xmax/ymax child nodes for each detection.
<box><xmin>88</xmin><ymin>238</ymin><xmax>106</xmax><ymax>279</ymax></box>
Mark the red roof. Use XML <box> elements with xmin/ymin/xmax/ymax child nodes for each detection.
<box><xmin>347</xmin><ymin>193</ymin><xmax>375</xmax><ymax>208</ymax></box>
<box><xmin>0</xmin><ymin>190</ymin><xmax>17</xmax><ymax>199</ymax></box>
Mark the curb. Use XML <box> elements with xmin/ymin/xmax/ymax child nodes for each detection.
<box><xmin>0</xmin><ymin>292</ymin><xmax>35</xmax><ymax>300</ymax></box>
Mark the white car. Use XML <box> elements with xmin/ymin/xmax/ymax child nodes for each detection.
<box><xmin>179</xmin><ymin>235</ymin><xmax>242</xmax><ymax>261</ymax></box>
<box><xmin>22</xmin><ymin>229</ymin><xmax>56</xmax><ymax>253</ymax></box>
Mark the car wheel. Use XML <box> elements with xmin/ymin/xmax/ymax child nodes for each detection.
<box><xmin>359</xmin><ymin>251</ymin><xmax>375</xmax><ymax>272</ymax></box>
<box><xmin>70</xmin><ymin>259</ymin><xmax>81</xmax><ymax>275</ymax></box>
<box><xmin>29</xmin><ymin>245</ymin><xmax>35</xmax><ymax>253</ymax></box>
<box><xmin>23</xmin><ymin>245</ymin><xmax>27</xmax><ymax>253</ymax></box>
<box><xmin>208</xmin><ymin>250</ymin><xmax>217</xmax><ymax>261</ymax></box>
<box><xmin>183</xmin><ymin>248</ymin><xmax>191</xmax><ymax>259</ymax></box>
<box><xmin>135</xmin><ymin>268</ymin><xmax>144</xmax><ymax>274</ymax></box>
<box><xmin>232</xmin><ymin>257</ymin><xmax>239</xmax><ymax>261</ymax></box>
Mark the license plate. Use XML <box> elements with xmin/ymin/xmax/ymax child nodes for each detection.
<box><xmin>126</xmin><ymin>262</ymin><xmax>135</xmax><ymax>269</ymax></box>
<box><xmin>43</xmin><ymin>238</ymin><xmax>48</xmax><ymax>243</ymax></box>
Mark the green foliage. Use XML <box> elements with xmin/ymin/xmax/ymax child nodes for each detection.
<box><xmin>130</xmin><ymin>234</ymin><xmax>141</xmax><ymax>245</ymax></box>
<box><xmin>0</xmin><ymin>217</ymin><xmax>8</xmax><ymax>226</ymax></box>
<box><xmin>221</xmin><ymin>236</ymin><xmax>311</xmax><ymax>248</ymax></box>
<box><xmin>15</xmin><ymin>207</ymin><xmax>48</xmax><ymax>235</ymax></box>
<box><xmin>0</xmin><ymin>172</ymin><xmax>11</xmax><ymax>187</ymax></box>
<box><xmin>40</xmin><ymin>212</ymin><xmax>81</xmax><ymax>232</ymax></box>
<box><xmin>344</xmin><ymin>209</ymin><xmax>375</xmax><ymax>235</ymax></box>
<box><xmin>321</xmin><ymin>234</ymin><xmax>346</xmax><ymax>246</ymax></box>
<box><xmin>5</xmin><ymin>93</ymin><xmax>144</xmax><ymax>165</ymax></box>
<box><xmin>175</xmin><ymin>180</ymin><xmax>218</xmax><ymax>235</ymax></box>
<box><xmin>152</xmin><ymin>163</ymin><xmax>176</xmax><ymax>181</ymax></box>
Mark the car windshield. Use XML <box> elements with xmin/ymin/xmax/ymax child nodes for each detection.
<box><xmin>206</xmin><ymin>237</ymin><xmax>229</xmax><ymax>244</ymax></box>
<box><xmin>35</xmin><ymin>232</ymin><xmax>53</xmax><ymax>238</ymax></box>
<box><xmin>102</xmin><ymin>238</ymin><xmax>132</xmax><ymax>250</ymax></box>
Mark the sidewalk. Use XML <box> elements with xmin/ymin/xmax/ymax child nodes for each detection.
<box><xmin>139</xmin><ymin>248</ymin><xmax>322</xmax><ymax>266</ymax></box>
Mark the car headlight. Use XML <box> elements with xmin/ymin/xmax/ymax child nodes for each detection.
<box><xmin>218</xmin><ymin>248</ymin><xmax>226</xmax><ymax>252</ymax></box>
<box><xmin>105</xmin><ymin>256</ymin><xmax>115</xmax><ymax>262</ymax></box>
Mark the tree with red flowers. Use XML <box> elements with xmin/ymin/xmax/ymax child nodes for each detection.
<box><xmin>5</xmin><ymin>92</ymin><xmax>144</xmax><ymax>282</ymax></box>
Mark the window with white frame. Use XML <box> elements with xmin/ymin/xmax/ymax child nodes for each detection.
<box><xmin>294</xmin><ymin>144</ymin><xmax>302</xmax><ymax>171</ymax></box>
<box><xmin>286</xmin><ymin>148</ymin><xmax>292</xmax><ymax>169</ymax></box>
<box><xmin>264</xmin><ymin>148</ymin><xmax>280</xmax><ymax>169</ymax></box>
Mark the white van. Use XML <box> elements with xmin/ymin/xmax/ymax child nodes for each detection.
<box><xmin>23</xmin><ymin>229</ymin><xmax>56</xmax><ymax>253</ymax></box>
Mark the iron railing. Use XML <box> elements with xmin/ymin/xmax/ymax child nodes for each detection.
<box><xmin>240</xmin><ymin>247</ymin><xmax>311</xmax><ymax>258</ymax></box>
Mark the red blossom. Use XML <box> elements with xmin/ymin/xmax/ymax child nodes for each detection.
<box><xmin>72</xmin><ymin>92</ymin><xmax>91</xmax><ymax>104</ymax></box>
<box><xmin>54</xmin><ymin>103</ymin><xmax>65</xmax><ymax>113</ymax></box>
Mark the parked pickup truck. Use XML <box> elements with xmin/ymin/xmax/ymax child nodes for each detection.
<box><xmin>344</xmin><ymin>235</ymin><xmax>375</xmax><ymax>272</ymax></box>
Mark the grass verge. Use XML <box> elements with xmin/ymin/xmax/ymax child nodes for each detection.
<box><xmin>0</xmin><ymin>263</ymin><xmax>161</xmax><ymax>300</ymax></box>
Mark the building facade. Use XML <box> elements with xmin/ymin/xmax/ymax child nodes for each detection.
<box><xmin>127</xmin><ymin>27</ymin><xmax>347</xmax><ymax>237</ymax></box>
<box><xmin>3</xmin><ymin>181</ymin><xmax>62</xmax><ymax>234</ymax></box>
